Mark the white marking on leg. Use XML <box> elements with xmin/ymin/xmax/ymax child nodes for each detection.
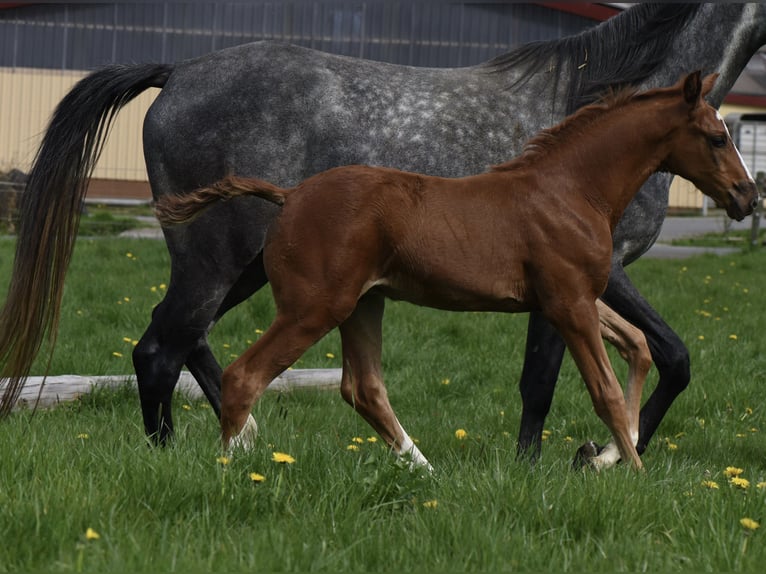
<box><xmin>395</xmin><ymin>419</ymin><xmax>433</xmax><ymax>472</ymax></box>
<box><xmin>592</xmin><ymin>430</ymin><xmax>639</xmax><ymax>471</ymax></box>
<box><xmin>229</xmin><ymin>414</ymin><xmax>258</xmax><ymax>451</ymax></box>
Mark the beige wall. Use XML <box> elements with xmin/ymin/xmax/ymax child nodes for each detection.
<box><xmin>0</xmin><ymin>67</ymin><xmax>159</xmax><ymax>181</ymax></box>
<box><xmin>2</xmin><ymin>68</ymin><xmax>763</xmax><ymax>210</ymax></box>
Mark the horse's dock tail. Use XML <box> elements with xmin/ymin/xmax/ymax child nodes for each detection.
<box><xmin>154</xmin><ymin>175</ymin><xmax>289</xmax><ymax>226</ymax></box>
<box><xmin>0</xmin><ymin>63</ymin><xmax>171</xmax><ymax>417</ymax></box>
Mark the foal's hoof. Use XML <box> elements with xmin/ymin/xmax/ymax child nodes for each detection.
<box><xmin>572</xmin><ymin>440</ymin><xmax>604</xmax><ymax>470</ymax></box>
<box><xmin>228</xmin><ymin>414</ymin><xmax>259</xmax><ymax>452</ymax></box>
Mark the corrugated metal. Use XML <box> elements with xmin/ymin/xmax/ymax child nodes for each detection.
<box><xmin>0</xmin><ymin>2</ymin><xmax>596</xmax><ymax>184</ymax></box>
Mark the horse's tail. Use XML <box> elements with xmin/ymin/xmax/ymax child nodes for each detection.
<box><xmin>0</xmin><ymin>63</ymin><xmax>172</xmax><ymax>417</ymax></box>
<box><xmin>154</xmin><ymin>175</ymin><xmax>289</xmax><ymax>226</ymax></box>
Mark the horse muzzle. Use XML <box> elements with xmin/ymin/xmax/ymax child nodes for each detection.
<box><xmin>725</xmin><ymin>181</ymin><xmax>759</xmax><ymax>221</ymax></box>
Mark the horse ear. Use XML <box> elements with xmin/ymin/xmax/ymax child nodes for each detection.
<box><xmin>682</xmin><ymin>70</ymin><xmax>703</xmax><ymax>106</ymax></box>
<box><xmin>700</xmin><ymin>72</ymin><xmax>719</xmax><ymax>98</ymax></box>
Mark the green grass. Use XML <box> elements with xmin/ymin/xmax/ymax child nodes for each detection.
<box><xmin>1</xmin><ymin>237</ymin><xmax>765</xmax><ymax>571</ymax></box>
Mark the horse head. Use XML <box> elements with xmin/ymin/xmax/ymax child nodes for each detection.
<box><xmin>663</xmin><ymin>71</ymin><xmax>759</xmax><ymax>221</ymax></box>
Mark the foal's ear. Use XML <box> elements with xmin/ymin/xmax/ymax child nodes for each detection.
<box><xmin>682</xmin><ymin>70</ymin><xmax>703</xmax><ymax>106</ymax></box>
<box><xmin>682</xmin><ymin>70</ymin><xmax>718</xmax><ymax>107</ymax></box>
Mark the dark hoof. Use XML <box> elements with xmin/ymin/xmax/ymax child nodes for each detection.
<box><xmin>572</xmin><ymin>440</ymin><xmax>604</xmax><ymax>470</ymax></box>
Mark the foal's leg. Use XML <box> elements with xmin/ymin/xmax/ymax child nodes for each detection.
<box><xmin>549</xmin><ymin>299</ymin><xmax>643</xmax><ymax>471</ymax></box>
<box><xmin>338</xmin><ymin>294</ymin><xmax>433</xmax><ymax>471</ymax></box>
<box><xmin>221</xmin><ymin>311</ymin><xmax>337</xmax><ymax>449</ymax></box>
<box><xmin>580</xmin><ymin>299</ymin><xmax>652</xmax><ymax>469</ymax></box>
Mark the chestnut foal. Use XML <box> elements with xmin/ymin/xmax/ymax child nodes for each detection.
<box><xmin>156</xmin><ymin>71</ymin><xmax>757</xmax><ymax>471</ymax></box>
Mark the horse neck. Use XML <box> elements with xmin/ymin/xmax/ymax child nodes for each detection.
<box><xmin>554</xmin><ymin>100</ymin><xmax>679</xmax><ymax>227</ymax></box>
<box><xmin>652</xmin><ymin>4</ymin><xmax>766</xmax><ymax>107</ymax></box>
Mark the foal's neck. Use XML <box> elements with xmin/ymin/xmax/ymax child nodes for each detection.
<box><xmin>564</xmin><ymin>99</ymin><xmax>678</xmax><ymax>229</ymax></box>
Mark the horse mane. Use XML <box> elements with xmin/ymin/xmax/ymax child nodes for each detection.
<box><xmin>483</xmin><ymin>4</ymin><xmax>701</xmax><ymax>114</ymax></box>
<box><xmin>491</xmin><ymin>85</ymin><xmax>645</xmax><ymax>173</ymax></box>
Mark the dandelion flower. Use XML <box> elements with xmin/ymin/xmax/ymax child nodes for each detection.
<box><xmin>122</xmin><ymin>336</ymin><xmax>132</xmax><ymax>343</ymax></box>
<box><xmin>740</xmin><ymin>518</ymin><xmax>760</xmax><ymax>531</ymax></box>
<box><xmin>454</xmin><ymin>429</ymin><xmax>467</xmax><ymax>440</ymax></box>
<box><xmin>76</xmin><ymin>433</ymin><xmax>89</xmax><ymax>440</ymax></box>
<box><xmin>112</xmin><ymin>351</ymin><xmax>123</xmax><ymax>358</ymax></box>
<box><xmin>564</xmin><ymin>436</ymin><xmax>573</xmax><ymax>443</ymax></box>
<box><xmin>542</xmin><ymin>429</ymin><xmax>552</xmax><ymax>441</ymax></box>
<box><xmin>730</xmin><ymin>477</ymin><xmax>750</xmax><ymax>489</ymax></box>
<box><xmin>182</xmin><ymin>404</ymin><xmax>192</xmax><ymax>411</ymax></box>
<box><xmin>441</xmin><ymin>378</ymin><xmax>450</xmax><ymax>385</ymax></box>
<box><xmin>667</xmin><ymin>442</ymin><xmax>678</xmax><ymax>451</ymax></box>
<box><xmin>85</xmin><ymin>528</ymin><xmax>100</xmax><ymax>541</ymax></box>
<box><xmin>697</xmin><ymin>335</ymin><xmax>705</xmax><ymax>341</ymax></box>
<box><xmin>346</xmin><ymin>444</ymin><xmax>360</xmax><ymax>451</ymax></box>
<box><xmin>249</xmin><ymin>472</ymin><xmax>266</xmax><ymax>483</ymax></box>
<box><xmin>756</xmin><ymin>481</ymin><xmax>766</xmax><ymax>490</ymax></box>
<box><xmin>724</xmin><ymin>466</ymin><xmax>744</xmax><ymax>477</ymax></box>
<box><xmin>729</xmin><ymin>334</ymin><xmax>738</xmax><ymax>341</ymax></box>
<box><xmin>272</xmin><ymin>452</ymin><xmax>296</xmax><ymax>464</ymax></box>
<box><xmin>422</xmin><ymin>499</ymin><xmax>438</xmax><ymax>509</ymax></box>
<box><xmin>352</xmin><ymin>437</ymin><xmax>364</xmax><ymax>444</ymax></box>
<box><xmin>701</xmin><ymin>480</ymin><xmax>719</xmax><ymax>489</ymax></box>
<box><xmin>367</xmin><ymin>437</ymin><xmax>378</xmax><ymax>443</ymax></box>
<box><xmin>326</xmin><ymin>352</ymin><xmax>335</xmax><ymax>359</ymax></box>
<box><xmin>216</xmin><ymin>456</ymin><xmax>231</xmax><ymax>466</ymax></box>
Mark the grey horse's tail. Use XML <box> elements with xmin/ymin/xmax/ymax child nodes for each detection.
<box><xmin>154</xmin><ymin>175</ymin><xmax>289</xmax><ymax>226</ymax></box>
<box><xmin>0</xmin><ymin>63</ymin><xmax>171</xmax><ymax>417</ymax></box>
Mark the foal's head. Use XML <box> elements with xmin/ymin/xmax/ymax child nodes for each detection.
<box><xmin>662</xmin><ymin>71</ymin><xmax>758</xmax><ymax>221</ymax></box>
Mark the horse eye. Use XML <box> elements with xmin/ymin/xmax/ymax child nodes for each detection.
<box><xmin>710</xmin><ymin>135</ymin><xmax>727</xmax><ymax>148</ymax></box>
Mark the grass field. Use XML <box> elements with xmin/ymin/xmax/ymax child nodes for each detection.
<box><xmin>0</xmin><ymin>235</ymin><xmax>765</xmax><ymax>571</ymax></box>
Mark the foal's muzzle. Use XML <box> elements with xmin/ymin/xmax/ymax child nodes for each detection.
<box><xmin>726</xmin><ymin>180</ymin><xmax>759</xmax><ymax>221</ymax></box>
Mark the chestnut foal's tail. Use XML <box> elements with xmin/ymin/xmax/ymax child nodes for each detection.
<box><xmin>154</xmin><ymin>175</ymin><xmax>289</xmax><ymax>225</ymax></box>
<box><xmin>0</xmin><ymin>64</ymin><xmax>171</xmax><ymax>417</ymax></box>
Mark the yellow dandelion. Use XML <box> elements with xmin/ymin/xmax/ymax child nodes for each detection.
<box><xmin>76</xmin><ymin>433</ymin><xmax>89</xmax><ymax>440</ymax></box>
<box><xmin>441</xmin><ymin>378</ymin><xmax>450</xmax><ymax>385</ymax></box>
<box><xmin>272</xmin><ymin>452</ymin><xmax>296</xmax><ymax>464</ymax></box>
<box><xmin>325</xmin><ymin>352</ymin><xmax>335</xmax><ymax>359</ymax></box>
<box><xmin>85</xmin><ymin>528</ymin><xmax>100</xmax><ymax>541</ymax></box>
<box><xmin>182</xmin><ymin>404</ymin><xmax>192</xmax><ymax>411</ymax></box>
<box><xmin>159</xmin><ymin>283</ymin><xmax>167</xmax><ymax>290</ymax></box>
<box><xmin>542</xmin><ymin>429</ymin><xmax>552</xmax><ymax>441</ymax></box>
<box><xmin>255</xmin><ymin>329</ymin><xmax>264</xmax><ymax>334</ymax></box>
<box><xmin>352</xmin><ymin>437</ymin><xmax>364</xmax><ymax>444</ymax></box>
<box><xmin>667</xmin><ymin>442</ymin><xmax>678</xmax><ymax>451</ymax></box>
<box><xmin>454</xmin><ymin>429</ymin><xmax>467</xmax><ymax>440</ymax></box>
<box><xmin>112</xmin><ymin>351</ymin><xmax>123</xmax><ymax>358</ymax></box>
<box><xmin>736</xmin><ymin>433</ymin><xmax>746</xmax><ymax>438</ymax></box>
<box><xmin>745</xmin><ymin>407</ymin><xmax>754</xmax><ymax>415</ymax></box>
<box><xmin>216</xmin><ymin>456</ymin><xmax>231</xmax><ymax>466</ymax></box>
<box><xmin>125</xmin><ymin>252</ymin><xmax>134</xmax><ymax>259</ymax></box>
<box><xmin>697</xmin><ymin>335</ymin><xmax>705</xmax><ymax>341</ymax></box>
<box><xmin>729</xmin><ymin>334</ymin><xmax>738</xmax><ymax>341</ymax></box>
<box><xmin>122</xmin><ymin>336</ymin><xmax>132</xmax><ymax>343</ymax></box>
<box><xmin>367</xmin><ymin>436</ymin><xmax>378</xmax><ymax>443</ymax></box>
<box><xmin>422</xmin><ymin>499</ymin><xmax>438</xmax><ymax>509</ymax></box>
<box><xmin>730</xmin><ymin>477</ymin><xmax>750</xmax><ymax>489</ymax></box>
<box><xmin>756</xmin><ymin>481</ymin><xmax>766</xmax><ymax>490</ymax></box>
<box><xmin>346</xmin><ymin>444</ymin><xmax>360</xmax><ymax>451</ymax></box>
<box><xmin>249</xmin><ymin>472</ymin><xmax>266</xmax><ymax>483</ymax></box>
<box><xmin>701</xmin><ymin>480</ymin><xmax>719</xmax><ymax>489</ymax></box>
<box><xmin>564</xmin><ymin>436</ymin><xmax>573</xmax><ymax>443</ymax></box>
<box><xmin>740</xmin><ymin>518</ymin><xmax>760</xmax><ymax>531</ymax></box>
<box><xmin>724</xmin><ymin>466</ymin><xmax>744</xmax><ymax>477</ymax></box>
<box><xmin>150</xmin><ymin>286</ymin><xmax>158</xmax><ymax>293</ymax></box>
<box><xmin>123</xmin><ymin>297</ymin><xmax>130</xmax><ymax>303</ymax></box>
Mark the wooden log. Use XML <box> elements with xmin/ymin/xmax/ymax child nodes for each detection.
<box><xmin>10</xmin><ymin>368</ymin><xmax>342</xmax><ymax>411</ymax></box>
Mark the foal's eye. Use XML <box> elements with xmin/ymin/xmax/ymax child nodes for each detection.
<box><xmin>710</xmin><ymin>135</ymin><xmax>727</xmax><ymax>148</ymax></box>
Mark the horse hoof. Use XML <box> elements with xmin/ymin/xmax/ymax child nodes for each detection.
<box><xmin>229</xmin><ymin>414</ymin><xmax>259</xmax><ymax>451</ymax></box>
<box><xmin>572</xmin><ymin>440</ymin><xmax>604</xmax><ymax>470</ymax></box>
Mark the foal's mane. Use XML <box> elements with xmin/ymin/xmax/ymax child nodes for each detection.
<box><xmin>491</xmin><ymin>84</ymin><xmax>651</xmax><ymax>173</ymax></box>
<box><xmin>484</xmin><ymin>4</ymin><xmax>700</xmax><ymax>113</ymax></box>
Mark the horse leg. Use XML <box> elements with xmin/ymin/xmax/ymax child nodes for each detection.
<box><xmin>221</xmin><ymin>309</ymin><xmax>337</xmax><ymax>449</ymax></box>
<box><xmin>600</xmin><ymin>264</ymin><xmax>690</xmax><ymax>454</ymax></box>
<box><xmin>575</xmin><ymin>299</ymin><xmax>653</xmax><ymax>469</ymax></box>
<box><xmin>548</xmin><ymin>298</ymin><xmax>643</xmax><ymax>471</ymax></box>
<box><xmin>183</xmin><ymin>253</ymin><xmax>270</xmax><ymax>418</ymax></box>
<box><xmin>516</xmin><ymin>311</ymin><xmax>567</xmax><ymax>462</ymax></box>
<box><xmin>336</xmin><ymin>294</ymin><xmax>433</xmax><ymax>472</ymax></box>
